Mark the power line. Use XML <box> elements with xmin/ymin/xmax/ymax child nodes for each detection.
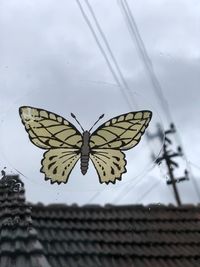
<box><xmin>118</xmin><ymin>0</ymin><xmax>173</xmax><ymax>123</ymax></box>
<box><xmin>76</xmin><ymin>0</ymin><xmax>165</xmax><ymax>195</ymax></box>
<box><xmin>88</xmin><ymin>174</ymin><xmax>146</xmax><ymax>204</ymax></box>
<box><xmin>76</xmin><ymin>0</ymin><xmax>133</xmax><ymax>204</ymax></box>
<box><xmin>150</xmin><ymin>124</ymin><xmax>188</xmax><ymax>206</ymax></box>
<box><xmin>135</xmin><ymin>179</ymin><xmax>162</xmax><ymax>203</ymax></box>
<box><xmin>188</xmin><ymin>161</ymin><xmax>200</xmax><ymax>199</ymax></box>
<box><xmin>76</xmin><ymin>0</ymin><xmax>133</xmax><ymax>108</ymax></box>
<box><xmin>81</xmin><ymin>0</ymin><xmax>200</xmax><ymax>205</ymax></box>
<box><xmin>172</xmin><ymin>126</ymin><xmax>200</xmax><ymax>200</ymax></box>
<box><xmin>179</xmin><ymin>146</ymin><xmax>200</xmax><ymax>200</ymax></box>
<box><xmin>88</xmin><ymin>190</ymin><xmax>103</xmax><ymax>203</ymax></box>
<box><xmin>84</xmin><ymin>0</ymin><xmax>138</xmax><ymax>108</ymax></box>
<box><xmin>189</xmin><ymin>161</ymin><xmax>200</xmax><ymax>172</ymax></box>
<box><xmin>76</xmin><ymin>0</ymin><xmax>162</xmax><ymax>205</ymax></box>
<box><xmin>118</xmin><ymin>0</ymin><xmax>200</xmax><ymax>202</ymax></box>
<box><xmin>113</xmin><ymin>173</ymin><xmax>151</xmax><ymax>204</ymax></box>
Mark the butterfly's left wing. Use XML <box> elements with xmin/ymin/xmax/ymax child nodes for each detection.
<box><xmin>19</xmin><ymin>106</ymin><xmax>83</xmax><ymax>149</ymax></box>
<box><xmin>19</xmin><ymin>106</ymin><xmax>83</xmax><ymax>184</ymax></box>
<box><xmin>89</xmin><ymin>111</ymin><xmax>152</xmax><ymax>184</ymax></box>
<box><xmin>41</xmin><ymin>149</ymin><xmax>80</xmax><ymax>184</ymax></box>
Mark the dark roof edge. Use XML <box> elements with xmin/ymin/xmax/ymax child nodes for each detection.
<box><xmin>29</xmin><ymin>202</ymin><xmax>200</xmax><ymax>210</ymax></box>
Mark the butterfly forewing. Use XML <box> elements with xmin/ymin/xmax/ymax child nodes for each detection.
<box><xmin>89</xmin><ymin>111</ymin><xmax>152</xmax><ymax>150</ymax></box>
<box><xmin>19</xmin><ymin>106</ymin><xmax>83</xmax><ymax>149</ymax></box>
<box><xmin>90</xmin><ymin>149</ymin><xmax>127</xmax><ymax>184</ymax></box>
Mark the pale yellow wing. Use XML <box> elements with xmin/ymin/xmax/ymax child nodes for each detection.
<box><xmin>90</xmin><ymin>110</ymin><xmax>152</xmax><ymax>151</ymax></box>
<box><xmin>41</xmin><ymin>149</ymin><xmax>80</xmax><ymax>184</ymax></box>
<box><xmin>90</xmin><ymin>149</ymin><xmax>127</xmax><ymax>184</ymax></box>
<box><xmin>19</xmin><ymin>106</ymin><xmax>82</xmax><ymax>149</ymax></box>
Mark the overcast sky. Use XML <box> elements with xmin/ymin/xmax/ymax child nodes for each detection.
<box><xmin>0</xmin><ymin>0</ymin><xmax>200</xmax><ymax>206</ymax></box>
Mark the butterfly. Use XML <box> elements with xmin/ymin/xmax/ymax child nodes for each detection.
<box><xmin>19</xmin><ymin>106</ymin><xmax>152</xmax><ymax>184</ymax></box>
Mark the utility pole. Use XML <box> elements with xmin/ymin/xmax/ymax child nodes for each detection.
<box><xmin>147</xmin><ymin>124</ymin><xmax>189</xmax><ymax>206</ymax></box>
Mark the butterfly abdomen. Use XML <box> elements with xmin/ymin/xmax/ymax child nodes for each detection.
<box><xmin>80</xmin><ymin>131</ymin><xmax>90</xmax><ymax>175</ymax></box>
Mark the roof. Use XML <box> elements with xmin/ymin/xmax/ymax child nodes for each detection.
<box><xmin>1</xmin><ymin>175</ymin><xmax>200</xmax><ymax>267</ymax></box>
<box><xmin>31</xmin><ymin>203</ymin><xmax>200</xmax><ymax>267</ymax></box>
<box><xmin>0</xmin><ymin>175</ymin><xmax>51</xmax><ymax>267</ymax></box>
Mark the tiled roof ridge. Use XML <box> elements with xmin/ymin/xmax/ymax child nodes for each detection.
<box><xmin>0</xmin><ymin>201</ymin><xmax>30</xmax><ymax>207</ymax></box>
<box><xmin>0</xmin><ymin>207</ymin><xmax>31</xmax><ymax>219</ymax></box>
<box><xmin>0</xmin><ymin>196</ymin><xmax>25</xmax><ymax>202</ymax></box>
<box><xmin>32</xmin><ymin>225</ymin><xmax>200</xmax><ymax>233</ymax></box>
<box><xmin>32</xmin><ymin>203</ymin><xmax>200</xmax><ymax>210</ymax></box>
<box><xmin>40</xmin><ymin>248</ymin><xmax>200</xmax><ymax>258</ymax></box>
<box><xmin>31</xmin><ymin>215</ymin><xmax>200</xmax><ymax>222</ymax></box>
<box><xmin>37</xmin><ymin>237</ymin><xmax>200</xmax><ymax>246</ymax></box>
<box><xmin>31</xmin><ymin>209</ymin><xmax>200</xmax><ymax>222</ymax></box>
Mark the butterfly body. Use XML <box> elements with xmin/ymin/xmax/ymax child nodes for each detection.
<box><xmin>80</xmin><ymin>131</ymin><xmax>90</xmax><ymax>175</ymax></box>
<box><xmin>19</xmin><ymin>106</ymin><xmax>152</xmax><ymax>184</ymax></box>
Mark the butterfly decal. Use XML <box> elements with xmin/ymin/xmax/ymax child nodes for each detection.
<box><xmin>19</xmin><ymin>106</ymin><xmax>152</xmax><ymax>184</ymax></box>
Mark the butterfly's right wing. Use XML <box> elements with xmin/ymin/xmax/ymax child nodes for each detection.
<box><xmin>19</xmin><ymin>106</ymin><xmax>83</xmax><ymax>149</ymax></box>
<box><xmin>41</xmin><ymin>149</ymin><xmax>80</xmax><ymax>184</ymax></box>
<box><xmin>89</xmin><ymin>111</ymin><xmax>152</xmax><ymax>184</ymax></box>
<box><xmin>90</xmin><ymin>110</ymin><xmax>152</xmax><ymax>151</ymax></box>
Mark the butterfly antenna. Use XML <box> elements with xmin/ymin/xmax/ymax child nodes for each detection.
<box><xmin>89</xmin><ymin>114</ymin><xmax>104</xmax><ymax>132</ymax></box>
<box><xmin>71</xmin><ymin>113</ymin><xmax>84</xmax><ymax>131</ymax></box>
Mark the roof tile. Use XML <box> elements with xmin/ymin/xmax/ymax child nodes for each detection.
<box><xmin>1</xmin><ymin>176</ymin><xmax>200</xmax><ymax>267</ymax></box>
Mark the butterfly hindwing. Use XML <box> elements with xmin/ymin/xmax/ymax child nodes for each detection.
<box><xmin>90</xmin><ymin>111</ymin><xmax>152</xmax><ymax>151</ymax></box>
<box><xmin>90</xmin><ymin>149</ymin><xmax>127</xmax><ymax>184</ymax></box>
<box><xmin>41</xmin><ymin>149</ymin><xmax>80</xmax><ymax>184</ymax></box>
<box><xmin>19</xmin><ymin>106</ymin><xmax>83</xmax><ymax>149</ymax></box>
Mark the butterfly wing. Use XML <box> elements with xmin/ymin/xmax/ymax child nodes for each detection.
<box><xmin>90</xmin><ymin>149</ymin><xmax>126</xmax><ymax>184</ymax></box>
<box><xmin>90</xmin><ymin>110</ymin><xmax>152</xmax><ymax>150</ymax></box>
<box><xmin>19</xmin><ymin>106</ymin><xmax>83</xmax><ymax>149</ymax></box>
<box><xmin>41</xmin><ymin>149</ymin><xmax>80</xmax><ymax>184</ymax></box>
<box><xmin>19</xmin><ymin>106</ymin><xmax>83</xmax><ymax>183</ymax></box>
<box><xmin>89</xmin><ymin>111</ymin><xmax>152</xmax><ymax>184</ymax></box>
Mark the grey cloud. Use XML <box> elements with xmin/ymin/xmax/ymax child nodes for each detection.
<box><xmin>0</xmin><ymin>0</ymin><xmax>199</xmax><ymax>205</ymax></box>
